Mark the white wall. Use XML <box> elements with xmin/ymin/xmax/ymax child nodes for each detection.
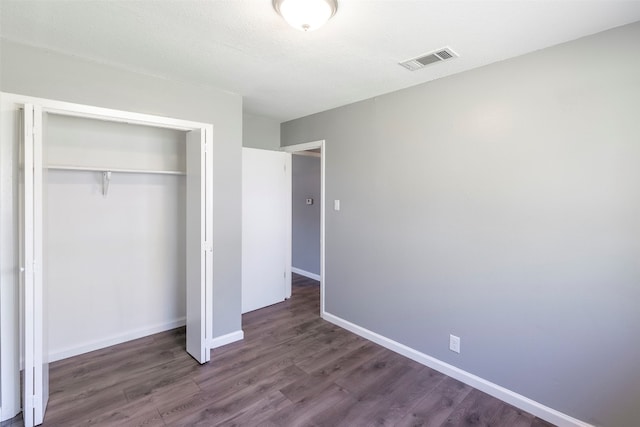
<box><xmin>0</xmin><ymin>39</ymin><xmax>242</xmax><ymax>421</ymax></box>
<box><xmin>45</xmin><ymin>114</ymin><xmax>187</xmax><ymax>361</ymax></box>
<box><xmin>46</xmin><ymin>114</ymin><xmax>186</xmax><ymax>171</ymax></box>
<box><xmin>0</xmin><ymin>39</ymin><xmax>242</xmax><ymax>338</ymax></box>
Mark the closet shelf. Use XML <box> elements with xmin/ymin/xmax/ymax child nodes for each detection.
<box><xmin>47</xmin><ymin>164</ymin><xmax>186</xmax><ymax>176</ymax></box>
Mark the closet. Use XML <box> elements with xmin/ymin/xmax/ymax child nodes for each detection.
<box><xmin>46</xmin><ymin>114</ymin><xmax>188</xmax><ymax>362</ymax></box>
<box><xmin>5</xmin><ymin>95</ymin><xmax>214</xmax><ymax>427</ymax></box>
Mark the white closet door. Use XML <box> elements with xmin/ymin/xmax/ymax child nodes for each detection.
<box><xmin>22</xmin><ymin>104</ymin><xmax>49</xmax><ymax>427</ymax></box>
<box><xmin>186</xmin><ymin>128</ymin><xmax>210</xmax><ymax>364</ymax></box>
<box><xmin>242</xmin><ymin>148</ymin><xmax>292</xmax><ymax>313</ymax></box>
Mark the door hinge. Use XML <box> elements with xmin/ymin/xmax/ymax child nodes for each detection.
<box><xmin>29</xmin><ymin>395</ymin><xmax>41</xmax><ymax>409</ymax></box>
<box><xmin>203</xmin><ymin>242</ymin><xmax>213</xmax><ymax>252</ymax></box>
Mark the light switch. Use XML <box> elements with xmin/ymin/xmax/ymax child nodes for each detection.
<box><xmin>334</xmin><ymin>200</ymin><xmax>340</xmax><ymax>211</ymax></box>
<box><xmin>306</xmin><ymin>198</ymin><xmax>313</xmax><ymax>205</ymax></box>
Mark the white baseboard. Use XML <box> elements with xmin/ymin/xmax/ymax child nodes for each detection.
<box><xmin>208</xmin><ymin>330</ymin><xmax>244</xmax><ymax>350</ymax></box>
<box><xmin>291</xmin><ymin>267</ymin><xmax>321</xmax><ymax>281</ymax></box>
<box><xmin>322</xmin><ymin>312</ymin><xmax>593</xmax><ymax>427</ymax></box>
<box><xmin>48</xmin><ymin>317</ymin><xmax>186</xmax><ymax>363</ymax></box>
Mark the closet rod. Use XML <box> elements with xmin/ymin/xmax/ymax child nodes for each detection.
<box><xmin>47</xmin><ymin>165</ymin><xmax>186</xmax><ymax>176</ymax></box>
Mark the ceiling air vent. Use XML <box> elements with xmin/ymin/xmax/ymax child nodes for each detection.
<box><xmin>399</xmin><ymin>47</ymin><xmax>458</xmax><ymax>71</ymax></box>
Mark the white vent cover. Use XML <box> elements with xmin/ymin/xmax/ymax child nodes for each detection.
<box><xmin>399</xmin><ymin>47</ymin><xmax>458</xmax><ymax>71</ymax></box>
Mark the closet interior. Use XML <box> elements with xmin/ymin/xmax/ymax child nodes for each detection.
<box><xmin>44</xmin><ymin>113</ymin><xmax>188</xmax><ymax>362</ymax></box>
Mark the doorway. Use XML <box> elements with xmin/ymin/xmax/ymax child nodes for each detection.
<box><xmin>282</xmin><ymin>141</ymin><xmax>325</xmax><ymax>316</ymax></box>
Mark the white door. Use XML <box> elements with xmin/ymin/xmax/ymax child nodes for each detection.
<box><xmin>22</xmin><ymin>104</ymin><xmax>49</xmax><ymax>427</ymax></box>
<box><xmin>242</xmin><ymin>148</ymin><xmax>291</xmax><ymax>313</ymax></box>
<box><xmin>186</xmin><ymin>129</ymin><xmax>211</xmax><ymax>363</ymax></box>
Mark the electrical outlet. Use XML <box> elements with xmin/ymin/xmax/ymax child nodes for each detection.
<box><xmin>449</xmin><ymin>334</ymin><xmax>460</xmax><ymax>354</ymax></box>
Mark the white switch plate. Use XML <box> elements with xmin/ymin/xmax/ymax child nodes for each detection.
<box><xmin>334</xmin><ymin>200</ymin><xmax>340</xmax><ymax>211</ymax></box>
<box><xmin>449</xmin><ymin>334</ymin><xmax>460</xmax><ymax>353</ymax></box>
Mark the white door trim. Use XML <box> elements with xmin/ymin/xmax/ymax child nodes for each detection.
<box><xmin>282</xmin><ymin>141</ymin><xmax>326</xmax><ymax>316</ymax></box>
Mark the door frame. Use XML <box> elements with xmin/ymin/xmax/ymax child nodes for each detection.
<box><xmin>0</xmin><ymin>91</ymin><xmax>214</xmax><ymax>424</ymax></box>
<box><xmin>282</xmin><ymin>140</ymin><xmax>326</xmax><ymax>316</ymax></box>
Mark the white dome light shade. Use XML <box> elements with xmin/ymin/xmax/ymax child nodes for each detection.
<box><xmin>273</xmin><ymin>0</ymin><xmax>338</xmax><ymax>32</ymax></box>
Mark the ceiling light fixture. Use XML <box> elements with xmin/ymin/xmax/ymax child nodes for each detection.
<box><xmin>273</xmin><ymin>0</ymin><xmax>338</xmax><ymax>32</ymax></box>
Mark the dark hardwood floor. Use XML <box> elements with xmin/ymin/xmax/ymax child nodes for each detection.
<box><xmin>4</xmin><ymin>274</ymin><xmax>556</xmax><ymax>426</ymax></box>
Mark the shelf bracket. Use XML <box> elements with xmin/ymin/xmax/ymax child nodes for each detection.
<box><xmin>102</xmin><ymin>171</ymin><xmax>111</xmax><ymax>196</ymax></box>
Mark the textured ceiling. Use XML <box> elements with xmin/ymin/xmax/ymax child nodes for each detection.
<box><xmin>2</xmin><ymin>1</ymin><xmax>640</xmax><ymax>122</ymax></box>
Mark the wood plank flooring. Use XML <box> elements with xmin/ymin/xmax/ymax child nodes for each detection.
<box><xmin>4</xmin><ymin>274</ymin><xmax>556</xmax><ymax>426</ymax></box>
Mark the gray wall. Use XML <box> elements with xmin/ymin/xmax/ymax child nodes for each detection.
<box><xmin>243</xmin><ymin>112</ymin><xmax>280</xmax><ymax>150</ymax></box>
<box><xmin>0</xmin><ymin>39</ymin><xmax>243</xmax><ymax>340</ymax></box>
<box><xmin>292</xmin><ymin>154</ymin><xmax>321</xmax><ymax>276</ymax></box>
<box><xmin>281</xmin><ymin>22</ymin><xmax>640</xmax><ymax>427</ymax></box>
